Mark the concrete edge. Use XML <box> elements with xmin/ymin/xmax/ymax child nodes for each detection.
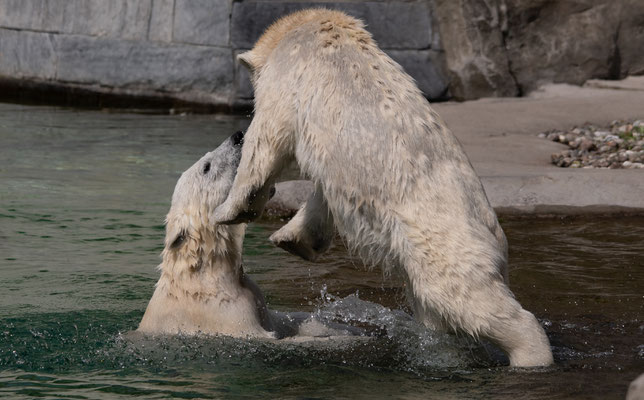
<box><xmin>0</xmin><ymin>77</ymin><xmax>254</xmax><ymax>114</ymax></box>
<box><xmin>262</xmin><ymin>180</ymin><xmax>644</xmax><ymax>220</ymax></box>
<box><xmin>494</xmin><ymin>205</ymin><xmax>644</xmax><ymax>218</ymax></box>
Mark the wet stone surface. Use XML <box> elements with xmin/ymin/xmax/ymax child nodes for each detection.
<box><xmin>541</xmin><ymin>119</ymin><xmax>644</xmax><ymax>169</ymax></box>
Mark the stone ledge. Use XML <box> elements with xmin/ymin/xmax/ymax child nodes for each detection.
<box><xmin>0</xmin><ymin>28</ymin><xmax>57</xmax><ymax>79</ymax></box>
<box><xmin>387</xmin><ymin>49</ymin><xmax>448</xmax><ymax>100</ymax></box>
<box><xmin>173</xmin><ymin>0</ymin><xmax>231</xmax><ymax>46</ymax></box>
<box><xmin>0</xmin><ymin>0</ymin><xmax>153</xmax><ymax>40</ymax></box>
<box><xmin>54</xmin><ymin>34</ymin><xmax>234</xmax><ymax>94</ymax></box>
<box><xmin>264</xmin><ymin>177</ymin><xmax>644</xmax><ymax>220</ymax></box>
<box><xmin>0</xmin><ymin>77</ymin><xmax>247</xmax><ymax>113</ymax></box>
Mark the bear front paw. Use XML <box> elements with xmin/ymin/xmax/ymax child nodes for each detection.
<box><xmin>213</xmin><ymin>202</ymin><xmax>247</xmax><ymax>225</ymax></box>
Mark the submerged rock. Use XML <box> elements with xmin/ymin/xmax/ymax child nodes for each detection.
<box><xmin>264</xmin><ymin>180</ymin><xmax>314</xmax><ymax>218</ymax></box>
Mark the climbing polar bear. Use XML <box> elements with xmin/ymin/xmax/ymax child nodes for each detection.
<box><xmin>213</xmin><ymin>9</ymin><xmax>554</xmax><ymax>366</ymax></box>
<box><xmin>138</xmin><ymin>131</ymin><xmax>361</xmax><ymax>339</ymax></box>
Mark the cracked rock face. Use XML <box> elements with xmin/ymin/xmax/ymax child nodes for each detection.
<box><xmin>503</xmin><ymin>0</ymin><xmax>621</xmax><ymax>93</ymax></box>
<box><xmin>432</xmin><ymin>0</ymin><xmax>518</xmax><ymax>100</ymax></box>
<box><xmin>541</xmin><ymin>120</ymin><xmax>644</xmax><ymax>169</ymax></box>
<box><xmin>433</xmin><ymin>0</ymin><xmax>644</xmax><ymax>99</ymax></box>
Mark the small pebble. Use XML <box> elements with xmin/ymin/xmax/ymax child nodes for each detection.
<box><xmin>540</xmin><ymin>119</ymin><xmax>644</xmax><ymax>169</ymax></box>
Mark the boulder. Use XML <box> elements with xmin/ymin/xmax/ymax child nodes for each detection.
<box><xmin>503</xmin><ymin>0</ymin><xmax>621</xmax><ymax>93</ymax></box>
<box><xmin>264</xmin><ymin>180</ymin><xmax>314</xmax><ymax>218</ymax></box>
<box><xmin>617</xmin><ymin>0</ymin><xmax>644</xmax><ymax>77</ymax></box>
<box><xmin>432</xmin><ymin>0</ymin><xmax>518</xmax><ymax>100</ymax></box>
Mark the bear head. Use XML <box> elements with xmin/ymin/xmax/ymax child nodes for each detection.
<box><xmin>163</xmin><ymin>131</ymin><xmax>246</xmax><ymax>270</ymax></box>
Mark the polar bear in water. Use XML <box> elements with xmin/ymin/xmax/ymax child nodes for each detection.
<box><xmin>138</xmin><ymin>131</ymin><xmax>359</xmax><ymax>339</ymax></box>
<box><xmin>213</xmin><ymin>9</ymin><xmax>553</xmax><ymax>366</ymax></box>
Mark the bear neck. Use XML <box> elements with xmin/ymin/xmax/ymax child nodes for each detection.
<box><xmin>159</xmin><ymin>224</ymin><xmax>246</xmax><ymax>297</ymax></box>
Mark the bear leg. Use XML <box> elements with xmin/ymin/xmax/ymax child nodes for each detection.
<box><xmin>486</xmin><ymin>307</ymin><xmax>554</xmax><ymax>367</ymax></box>
<box><xmin>214</xmin><ymin>116</ymin><xmax>294</xmax><ymax>225</ymax></box>
<box><xmin>405</xmin><ymin>258</ymin><xmax>553</xmax><ymax>367</ymax></box>
<box><xmin>270</xmin><ymin>183</ymin><xmax>334</xmax><ymax>261</ymax></box>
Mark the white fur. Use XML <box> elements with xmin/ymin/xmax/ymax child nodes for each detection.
<box><xmin>214</xmin><ymin>9</ymin><xmax>553</xmax><ymax>366</ymax></box>
<box><xmin>138</xmin><ymin>135</ymin><xmax>365</xmax><ymax>341</ymax></box>
<box><xmin>627</xmin><ymin>373</ymin><xmax>644</xmax><ymax>400</ymax></box>
<box><xmin>138</xmin><ymin>137</ymin><xmax>275</xmax><ymax>338</ymax></box>
<box><xmin>269</xmin><ymin>182</ymin><xmax>334</xmax><ymax>261</ymax></box>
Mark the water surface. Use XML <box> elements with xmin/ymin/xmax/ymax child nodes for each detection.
<box><xmin>0</xmin><ymin>104</ymin><xmax>642</xmax><ymax>399</ymax></box>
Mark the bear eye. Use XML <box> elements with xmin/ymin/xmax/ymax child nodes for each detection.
<box><xmin>202</xmin><ymin>162</ymin><xmax>211</xmax><ymax>174</ymax></box>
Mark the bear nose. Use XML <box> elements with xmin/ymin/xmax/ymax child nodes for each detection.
<box><xmin>231</xmin><ymin>130</ymin><xmax>244</xmax><ymax>146</ymax></box>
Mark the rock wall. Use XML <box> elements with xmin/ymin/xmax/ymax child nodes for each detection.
<box><xmin>435</xmin><ymin>0</ymin><xmax>644</xmax><ymax>99</ymax></box>
<box><xmin>0</xmin><ymin>0</ymin><xmax>447</xmax><ymax>109</ymax></box>
<box><xmin>0</xmin><ymin>0</ymin><xmax>642</xmax><ymax>108</ymax></box>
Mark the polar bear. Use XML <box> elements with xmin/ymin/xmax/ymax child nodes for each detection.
<box><xmin>137</xmin><ymin>131</ymin><xmax>278</xmax><ymax>337</ymax></box>
<box><xmin>138</xmin><ymin>131</ymin><xmax>361</xmax><ymax>339</ymax></box>
<box><xmin>213</xmin><ymin>9</ymin><xmax>553</xmax><ymax>366</ymax></box>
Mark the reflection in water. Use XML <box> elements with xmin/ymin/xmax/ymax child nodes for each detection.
<box><xmin>0</xmin><ymin>104</ymin><xmax>642</xmax><ymax>399</ymax></box>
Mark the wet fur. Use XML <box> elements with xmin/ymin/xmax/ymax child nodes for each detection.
<box><xmin>214</xmin><ymin>9</ymin><xmax>553</xmax><ymax>366</ymax></box>
<box><xmin>138</xmin><ymin>135</ymin><xmax>363</xmax><ymax>340</ymax></box>
<box><xmin>138</xmin><ymin>137</ymin><xmax>275</xmax><ymax>338</ymax></box>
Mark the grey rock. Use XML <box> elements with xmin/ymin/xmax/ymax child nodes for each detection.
<box><xmin>264</xmin><ymin>180</ymin><xmax>314</xmax><ymax>218</ymax></box>
<box><xmin>231</xmin><ymin>1</ymin><xmax>433</xmax><ymax>50</ymax></box>
<box><xmin>568</xmin><ymin>137</ymin><xmax>581</xmax><ymax>149</ymax></box>
<box><xmin>0</xmin><ymin>0</ymin><xmax>65</xmax><ymax>32</ymax></box>
<box><xmin>618</xmin><ymin>0</ymin><xmax>644</xmax><ymax>76</ymax></box>
<box><xmin>541</xmin><ymin>119</ymin><xmax>644</xmax><ymax>169</ymax></box>
<box><xmin>387</xmin><ymin>50</ymin><xmax>449</xmax><ymax>100</ymax></box>
<box><xmin>0</xmin><ymin>0</ymin><xmax>154</xmax><ymax>39</ymax></box>
<box><xmin>173</xmin><ymin>0</ymin><xmax>231</xmax><ymax>46</ymax></box>
<box><xmin>432</xmin><ymin>0</ymin><xmax>644</xmax><ymax>98</ymax></box>
<box><xmin>432</xmin><ymin>0</ymin><xmax>518</xmax><ymax>100</ymax></box>
<box><xmin>503</xmin><ymin>0</ymin><xmax>620</xmax><ymax>93</ymax></box>
<box><xmin>546</xmin><ymin>132</ymin><xmax>560</xmax><ymax>141</ymax></box>
<box><xmin>579</xmin><ymin>138</ymin><xmax>595</xmax><ymax>152</ymax></box>
<box><xmin>0</xmin><ymin>28</ymin><xmax>57</xmax><ymax>80</ymax></box>
<box><xmin>61</xmin><ymin>0</ymin><xmax>153</xmax><ymax>40</ymax></box>
<box><xmin>148</xmin><ymin>0</ymin><xmax>175</xmax><ymax>42</ymax></box>
<box><xmin>55</xmin><ymin>35</ymin><xmax>233</xmax><ymax>95</ymax></box>
<box><xmin>2</xmin><ymin>0</ymin><xmax>642</xmax><ymax>109</ymax></box>
<box><xmin>234</xmin><ymin>50</ymin><xmax>254</xmax><ymax>99</ymax></box>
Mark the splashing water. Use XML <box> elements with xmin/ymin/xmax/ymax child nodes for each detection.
<box><xmin>0</xmin><ymin>104</ymin><xmax>642</xmax><ymax>399</ymax></box>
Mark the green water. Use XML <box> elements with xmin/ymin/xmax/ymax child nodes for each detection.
<box><xmin>0</xmin><ymin>103</ymin><xmax>642</xmax><ymax>399</ymax></box>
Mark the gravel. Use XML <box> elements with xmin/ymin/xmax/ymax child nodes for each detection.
<box><xmin>539</xmin><ymin>120</ymin><xmax>644</xmax><ymax>169</ymax></box>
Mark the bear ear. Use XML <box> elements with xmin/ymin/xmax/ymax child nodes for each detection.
<box><xmin>237</xmin><ymin>51</ymin><xmax>258</xmax><ymax>71</ymax></box>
